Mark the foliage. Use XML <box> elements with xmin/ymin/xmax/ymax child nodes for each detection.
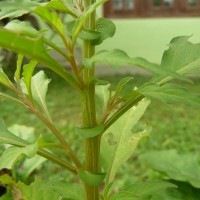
<box><xmin>0</xmin><ymin>0</ymin><xmax>199</xmax><ymax>199</ymax></box>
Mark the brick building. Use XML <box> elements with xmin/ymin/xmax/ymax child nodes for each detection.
<box><xmin>104</xmin><ymin>0</ymin><xmax>200</xmax><ymax>18</ymax></box>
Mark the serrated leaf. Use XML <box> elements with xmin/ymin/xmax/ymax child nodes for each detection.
<box><xmin>78</xmin><ymin>28</ymin><xmax>101</xmax><ymax>40</ymax></box>
<box><xmin>75</xmin><ymin>125</ymin><xmax>104</xmax><ymax>139</ymax></box>
<box><xmin>153</xmin><ymin>36</ymin><xmax>200</xmax><ymax>84</ymax></box>
<box><xmin>0</xmin><ymin>29</ymin><xmax>79</xmax><ymax>89</ymax></box>
<box><xmin>31</xmin><ymin>71</ymin><xmax>51</xmax><ymax>121</ymax></box>
<box><xmin>101</xmin><ymin>98</ymin><xmax>151</xmax><ymax>183</ymax></box>
<box><xmin>5</xmin><ymin>20</ymin><xmax>39</xmax><ymax>37</ymax></box>
<box><xmin>0</xmin><ymin>143</ymin><xmax>38</xmax><ymax>170</ymax></box>
<box><xmin>110</xmin><ymin>181</ymin><xmax>177</xmax><ymax>200</ymax></box>
<box><xmin>72</xmin><ymin>0</ymin><xmax>107</xmax><ymax>46</ymax></box>
<box><xmin>140</xmin><ymin>150</ymin><xmax>200</xmax><ymax>188</ymax></box>
<box><xmin>139</xmin><ymin>83</ymin><xmax>200</xmax><ymax>107</ymax></box>
<box><xmin>0</xmin><ymin>68</ymin><xmax>15</xmax><ymax>90</ymax></box>
<box><xmin>78</xmin><ymin>169</ymin><xmax>106</xmax><ymax>186</ymax></box>
<box><xmin>92</xmin><ymin>18</ymin><xmax>116</xmax><ymax>45</ymax></box>
<box><xmin>0</xmin><ymin>119</ymin><xmax>28</xmax><ymax>147</ymax></box>
<box><xmin>22</xmin><ymin>60</ymin><xmax>38</xmax><ymax>103</ymax></box>
<box><xmin>42</xmin><ymin>180</ymin><xmax>85</xmax><ymax>200</ymax></box>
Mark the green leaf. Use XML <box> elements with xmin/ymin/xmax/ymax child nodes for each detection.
<box><xmin>153</xmin><ymin>36</ymin><xmax>200</xmax><ymax>84</ymax></box>
<box><xmin>15</xmin><ymin>54</ymin><xmax>24</xmax><ymax>86</ymax></box>
<box><xmin>110</xmin><ymin>181</ymin><xmax>177</xmax><ymax>200</ymax></box>
<box><xmin>31</xmin><ymin>71</ymin><xmax>51</xmax><ymax>121</ymax></box>
<box><xmin>46</xmin><ymin>0</ymin><xmax>78</xmax><ymax>17</ymax></box>
<box><xmin>5</xmin><ymin>20</ymin><xmax>39</xmax><ymax>38</ymax></box>
<box><xmin>101</xmin><ymin>98</ymin><xmax>151</xmax><ymax>183</ymax></box>
<box><xmin>0</xmin><ymin>68</ymin><xmax>15</xmax><ymax>90</ymax></box>
<box><xmin>140</xmin><ymin>150</ymin><xmax>200</xmax><ymax>188</ymax></box>
<box><xmin>34</xmin><ymin>6</ymin><xmax>64</xmax><ymax>36</ymax></box>
<box><xmin>75</xmin><ymin>125</ymin><xmax>104</xmax><ymax>139</ymax></box>
<box><xmin>42</xmin><ymin>180</ymin><xmax>85</xmax><ymax>200</ymax></box>
<box><xmin>72</xmin><ymin>0</ymin><xmax>107</xmax><ymax>46</ymax></box>
<box><xmin>16</xmin><ymin>177</ymin><xmax>60</xmax><ymax>200</ymax></box>
<box><xmin>0</xmin><ymin>143</ymin><xmax>38</xmax><ymax>170</ymax></box>
<box><xmin>22</xmin><ymin>60</ymin><xmax>38</xmax><ymax>103</ymax></box>
<box><xmin>92</xmin><ymin>18</ymin><xmax>116</xmax><ymax>45</ymax></box>
<box><xmin>78</xmin><ymin>169</ymin><xmax>106</xmax><ymax>186</ymax></box>
<box><xmin>112</xmin><ymin>77</ymin><xmax>133</xmax><ymax>99</ymax></box>
<box><xmin>84</xmin><ymin>49</ymin><xmax>188</xmax><ymax>80</ymax></box>
<box><xmin>0</xmin><ymin>29</ymin><xmax>79</xmax><ymax>90</ymax></box>
<box><xmin>139</xmin><ymin>83</ymin><xmax>200</xmax><ymax>107</ymax></box>
<box><xmin>0</xmin><ymin>0</ymin><xmax>43</xmax><ymax>20</ymax></box>
<box><xmin>0</xmin><ymin>174</ymin><xmax>15</xmax><ymax>185</ymax></box>
<box><xmin>0</xmin><ymin>119</ymin><xmax>27</xmax><ymax>147</ymax></box>
<box><xmin>78</xmin><ymin>28</ymin><xmax>101</xmax><ymax>40</ymax></box>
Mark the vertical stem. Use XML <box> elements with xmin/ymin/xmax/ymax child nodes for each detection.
<box><xmin>82</xmin><ymin>0</ymin><xmax>100</xmax><ymax>199</ymax></box>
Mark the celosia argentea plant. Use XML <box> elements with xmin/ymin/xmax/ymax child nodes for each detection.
<box><xmin>0</xmin><ymin>0</ymin><xmax>200</xmax><ymax>199</ymax></box>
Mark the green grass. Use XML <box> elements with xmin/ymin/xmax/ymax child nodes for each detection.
<box><xmin>0</xmin><ymin>72</ymin><xmax>199</xmax><ymax>183</ymax></box>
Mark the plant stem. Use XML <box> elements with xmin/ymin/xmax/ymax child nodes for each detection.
<box><xmin>82</xmin><ymin>0</ymin><xmax>100</xmax><ymax>199</ymax></box>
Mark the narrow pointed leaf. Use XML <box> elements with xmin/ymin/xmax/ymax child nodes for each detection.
<box><xmin>72</xmin><ymin>0</ymin><xmax>107</xmax><ymax>46</ymax></box>
<box><xmin>92</xmin><ymin>18</ymin><xmax>116</xmax><ymax>45</ymax></box>
<box><xmin>0</xmin><ymin>29</ymin><xmax>79</xmax><ymax>89</ymax></box>
<box><xmin>0</xmin><ymin>68</ymin><xmax>15</xmax><ymax>90</ymax></box>
<box><xmin>23</xmin><ymin>60</ymin><xmax>38</xmax><ymax>103</ymax></box>
<box><xmin>46</xmin><ymin>0</ymin><xmax>78</xmax><ymax>17</ymax></box>
<box><xmin>34</xmin><ymin>6</ymin><xmax>64</xmax><ymax>36</ymax></box>
<box><xmin>31</xmin><ymin>71</ymin><xmax>51</xmax><ymax>120</ymax></box>
<box><xmin>0</xmin><ymin>143</ymin><xmax>38</xmax><ymax>170</ymax></box>
<box><xmin>75</xmin><ymin>125</ymin><xmax>104</xmax><ymax>139</ymax></box>
<box><xmin>15</xmin><ymin>54</ymin><xmax>24</xmax><ymax>85</ymax></box>
<box><xmin>0</xmin><ymin>119</ymin><xmax>28</xmax><ymax>147</ymax></box>
<box><xmin>0</xmin><ymin>92</ymin><xmax>23</xmax><ymax>105</ymax></box>
<box><xmin>78</xmin><ymin>169</ymin><xmax>106</xmax><ymax>186</ymax></box>
<box><xmin>102</xmin><ymin>98</ymin><xmax>151</xmax><ymax>183</ymax></box>
<box><xmin>139</xmin><ymin>83</ymin><xmax>200</xmax><ymax>107</ymax></box>
<box><xmin>83</xmin><ymin>49</ymin><xmax>190</xmax><ymax>82</ymax></box>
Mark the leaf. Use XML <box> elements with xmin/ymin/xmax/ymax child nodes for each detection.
<box><xmin>42</xmin><ymin>180</ymin><xmax>85</xmax><ymax>200</ymax></box>
<box><xmin>46</xmin><ymin>0</ymin><xmax>78</xmax><ymax>17</ymax></box>
<box><xmin>112</xmin><ymin>77</ymin><xmax>133</xmax><ymax>99</ymax></box>
<box><xmin>0</xmin><ymin>0</ymin><xmax>43</xmax><ymax>20</ymax></box>
<box><xmin>60</xmin><ymin>0</ymin><xmax>79</xmax><ymax>17</ymax></box>
<box><xmin>101</xmin><ymin>98</ymin><xmax>151</xmax><ymax>183</ymax></box>
<box><xmin>0</xmin><ymin>119</ymin><xmax>28</xmax><ymax>147</ymax></box>
<box><xmin>0</xmin><ymin>68</ymin><xmax>15</xmax><ymax>90</ymax></box>
<box><xmin>78</xmin><ymin>28</ymin><xmax>101</xmax><ymax>40</ymax></box>
<box><xmin>153</xmin><ymin>36</ymin><xmax>200</xmax><ymax>84</ymax></box>
<box><xmin>75</xmin><ymin>125</ymin><xmax>104</xmax><ymax>139</ymax></box>
<box><xmin>4</xmin><ymin>20</ymin><xmax>39</xmax><ymax>38</ymax></box>
<box><xmin>140</xmin><ymin>150</ymin><xmax>200</xmax><ymax>188</ymax></box>
<box><xmin>0</xmin><ymin>143</ymin><xmax>38</xmax><ymax>170</ymax></box>
<box><xmin>139</xmin><ymin>83</ymin><xmax>200</xmax><ymax>107</ymax></box>
<box><xmin>16</xmin><ymin>177</ymin><xmax>60</xmax><ymax>200</ymax></box>
<box><xmin>72</xmin><ymin>0</ymin><xmax>107</xmax><ymax>46</ymax></box>
<box><xmin>0</xmin><ymin>29</ymin><xmax>79</xmax><ymax>89</ymax></box>
<box><xmin>92</xmin><ymin>18</ymin><xmax>116</xmax><ymax>45</ymax></box>
<box><xmin>15</xmin><ymin>54</ymin><xmax>24</xmax><ymax>86</ymax></box>
<box><xmin>34</xmin><ymin>6</ymin><xmax>64</xmax><ymax>36</ymax></box>
<box><xmin>22</xmin><ymin>60</ymin><xmax>38</xmax><ymax>103</ymax></box>
<box><xmin>31</xmin><ymin>71</ymin><xmax>51</xmax><ymax>121</ymax></box>
<box><xmin>83</xmin><ymin>49</ymin><xmax>188</xmax><ymax>81</ymax></box>
<box><xmin>78</xmin><ymin>169</ymin><xmax>106</xmax><ymax>186</ymax></box>
<box><xmin>110</xmin><ymin>180</ymin><xmax>177</xmax><ymax>200</ymax></box>
<box><xmin>0</xmin><ymin>174</ymin><xmax>15</xmax><ymax>185</ymax></box>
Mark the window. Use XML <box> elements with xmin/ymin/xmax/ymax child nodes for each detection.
<box><xmin>104</xmin><ymin>0</ymin><xmax>200</xmax><ymax>18</ymax></box>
